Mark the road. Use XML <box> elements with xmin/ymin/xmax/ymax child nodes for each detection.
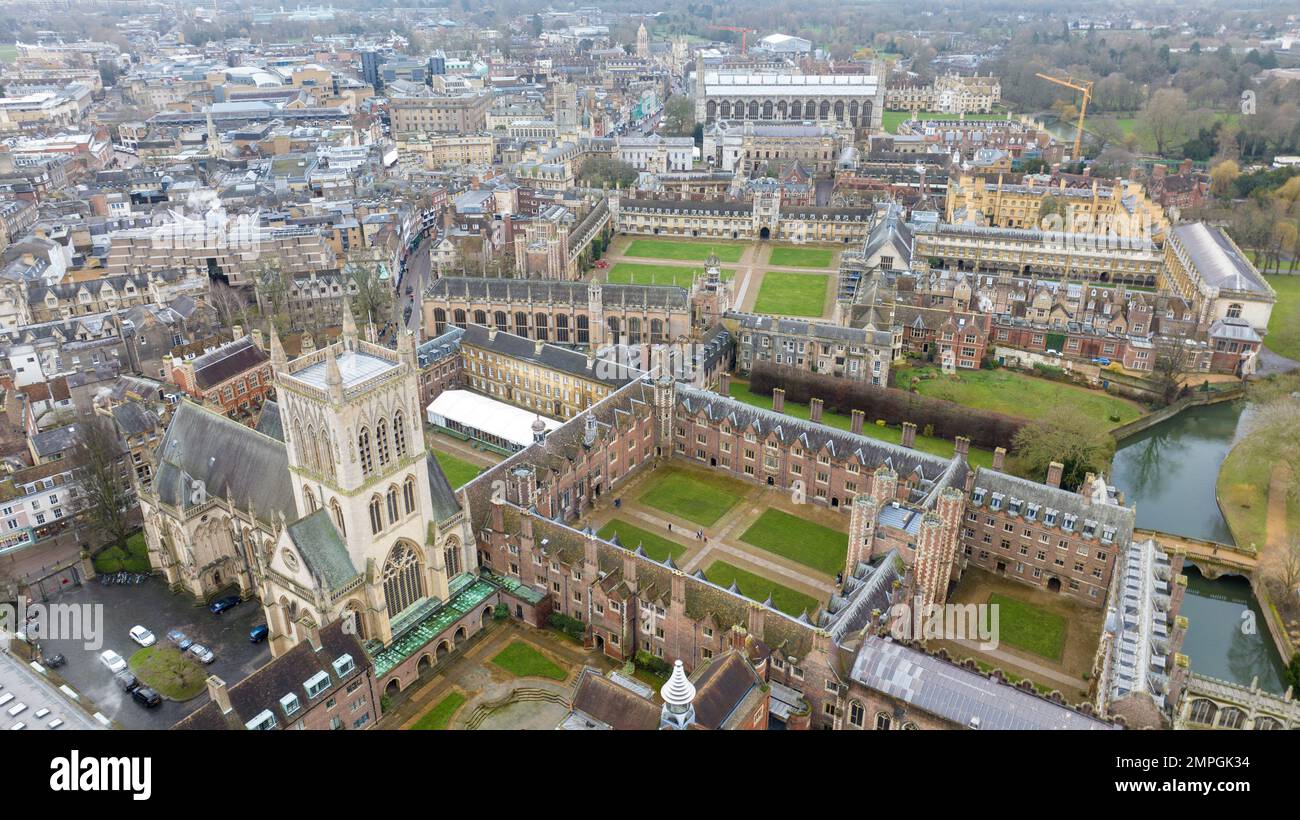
<box><xmin>401</xmin><ymin>232</ymin><xmax>432</xmax><ymax>335</ymax></box>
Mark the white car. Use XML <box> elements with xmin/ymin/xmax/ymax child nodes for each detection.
<box><xmin>99</xmin><ymin>650</ymin><xmax>126</xmax><ymax>674</ymax></box>
<box><xmin>128</xmin><ymin>625</ymin><xmax>156</xmax><ymax>647</ymax></box>
<box><xmin>188</xmin><ymin>644</ymin><xmax>215</xmax><ymax>665</ymax></box>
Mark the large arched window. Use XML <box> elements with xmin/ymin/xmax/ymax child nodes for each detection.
<box><xmin>874</xmin><ymin>711</ymin><xmax>892</xmax><ymax>730</ymax></box>
<box><xmin>453</xmin><ymin>309</ymin><xmax>467</xmax><ymax>329</ymax></box>
<box><xmin>403</xmin><ymin>476</ymin><xmax>416</xmax><ymax>514</ymax></box>
<box><xmin>386</xmin><ymin>485</ymin><xmax>400</xmax><ymax>524</ymax></box>
<box><xmin>1226</xmin><ymin>303</ymin><xmax>1243</xmax><ymax>319</ymax></box>
<box><xmin>306</xmin><ymin>424</ymin><xmax>321</xmax><ymax>472</ymax></box>
<box><xmin>1189</xmin><ymin>699</ymin><xmax>1217</xmax><ymax>726</ymax></box>
<box><xmin>358</xmin><ymin>428</ymin><xmax>373</xmax><ymax>477</ymax></box>
<box><xmin>376</xmin><ymin>419</ymin><xmax>390</xmax><ymax>467</ymax></box>
<box><xmin>473</xmin><ymin>309</ymin><xmax>487</xmax><ymax>325</ymax></box>
<box><xmin>534</xmin><ymin>312</ymin><xmax>549</xmax><ymax>341</ymax></box>
<box><xmin>433</xmin><ymin>308</ymin><xmax>447</xmax><ymax>335</ymax></box>
<box><xmin>330</xmin><ymin>499</ymin><xmax>346</xmax><ymax>537</ymax></box>
<box><xmin>494</xmin><ymin>311</ymin><xmax>508</xmax><ymax>332</ymax></box>
<box><xmin>303</xmin><ymin>486</ymin><xmax>317</xmax><ymax>513</ymax></box>
<box><xmin>1218</xmin><ymin>706</ymin><xmax>1246</xmax><ymax>729</ymax></box>
<box><xmin>369</xmin><ymin>495</ymin><xmax>383</xmax><ymax>535</ymax></box>
<box><xmin>382</xmin><ymin>542</ymin><xmax>424</xmax><ymax>618</ymax></box>
<box><xmin>393</xmin><ymin>411</ymin><xmax>407</xmax><ymax>459</ymax></box>
<box><xmin>444</xmin><ymin>540</ymin><xmax>461</xmax><ymax>576</ymax></box>
<box><xmin>317</xmin><ymin>430</ymin><xmax>333</xmax><ymax>475</ymax></box>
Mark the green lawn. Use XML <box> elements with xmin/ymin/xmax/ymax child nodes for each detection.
<box><xmin>769</xmin><ymin>247</ymin><xmax>833</xmax><ymax>268</ymax></box>
<box><xmin>896</xmin><ymin>366</ymin><xmax>1142</xmax><ymax>425</ymax></box>
<box><xmin>727</xmin><ymin>379</ymin><xmax>997</xmax><ymax>468</ymax></box>
<box><xmin>129</xmin><ymin>646</ymin><xmax>207</xmax><ymax>700</ymax></box>
<box><xmin>1217</xmin><ymin>434</ymin><xmax>1300</xmax><ymax>553</ymax></box>
<box><xmin>410</xmin><ymin>691</ymin><xmax>467</xmax><ymax>730</ymax></box>
<box><xmin>0</xmin><ymin>45</ymin><xmax>15</xmax><ymax>63</ymax></box>
<box><xmin>705</xmin><ymin>560</ymin><xmax>821</xmax><ymax>616</ymax></box>
<box><xmin>93</xmin><ymin>531</ymin><xmax>151</xmax><ymax>574</ymax></box>
<box><xmin>752</xmin><ymin>272</ymin><xmax>829</xmax><ymax>317</ymax></box>
<box><xmin>607</xmin><ymin>262</ymin><xmax>732</xmax><ymax>287</ymax></box>
<box><xmin>739</xmin><ymin>508</ymin><xmax>847</xmax><ymax>577</ymax></box>
<box><xmin>490</xmin><ymin>641</ymin><xmax>567</xmax><ymax>680</ymax></box>
<box><xmin>883</xmin><ymin>109</ymin><xmax>1010</xmax><ymax>134</ymax></box>
<box><xmin>597</xmin><ymin>518</ymin><xmax>688</xmax><ymax>562</ymax></box>
<box><xmin>1264</xmin><ymin>276</ymin><xmax>1300</xmax><ymax>361</ymax></box>
<box><xmin>638</xmin><ymin>467</ymin><xmax>747</xmax><ymax>527</ymax></box>
<box><xmin>624</xmin><ymin>239</ymin><xmax>745</xmax><ymax>263</ymax></box>
<box><xmin>432</xmin><ymin>449</ymin><xmax>484</xmax><ymax>488</ymax></box>
<box><xmin>988</xmin><ymin>593</ymin><xmax>1067</xmax><ymax>661</ymax></box>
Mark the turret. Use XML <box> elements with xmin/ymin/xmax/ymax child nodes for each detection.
<box><xmin>659</xmin><ymin>659</ymin><xmax>696</xmax><ymax>730</ymax></box>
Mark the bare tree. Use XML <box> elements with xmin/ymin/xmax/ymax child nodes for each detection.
<box><xmin>71</xmin><ymin>416</ymin><xmax>133</xmax><ymax>552</ymax></box>
<box><xmin>1279</xmin><ymin>539</ymin><xmax>1300</xmax><ymax>595</ymax></box>
<box><xmin>209</xmin><ymin>281</ymin><xmax>250</xmax><ymax>331</ymax></box>
<box><xmin>345</xmin><ymin>251</ymin><xmax>395</xmax><ymax>332</ymax></box>
<box><xmin>1151</xmin><ymin>336</ymin><xmax>1191</xmax><ymax>406</ymax></box>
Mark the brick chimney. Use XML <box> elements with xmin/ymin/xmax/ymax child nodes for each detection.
<box><xmin>772</xmin><ymin>387</ymin><xmax>785</xmax><ymax>413</ymax></box>
<box><xmin>1046</xmin><ymin>461</ymin><xmax>1064</xmax><ymax>489</ymax></box>
<box><xmin>809</xmin><ymin>398</ymin><xmax>823</xmax><ymax>423</ymax></box>
<box><xmin>720</xmin><ymin>372</ymin><xmax>730</xmax><ymax>395</ymax></box>
<box><xmin>305</xmin><ymin>623</ymin><xmax>322</xmax><ymax>652</ymax></box>
<box><xmin>850</xmin><ymin>409</ymin><xmax>864</xmax><ymax>435</ymax></box>
<box><xmin>953</xmin><ymin>436</ymin><xmax>970</xmax><ymax>459</ymax></box>
<box><xmin>207</xmin><ymin>675</ymin><xmax>232</xmax><ymax>714</ymax></box>
<box><xmin>901</xmin><ymin>422</ymin><xmax>917</xmax><ymax>448</ymax></box>
<box><xmin>992</xmin><ymin>446</ymin><xmax>1006</xmax><ymax>471</ymax></box>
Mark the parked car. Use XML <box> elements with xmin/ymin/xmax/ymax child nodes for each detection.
<box><xmin>128</xmin><ymin>625</ymin><xmax>156</xmax><ymax>647</ymax></box>
<box><xmin>43</xmin><ymin>654</ymin><xmax>66</xmax><ymax>669</ymax></box>
<box><xmin>114</xmin><ymin>670</ymin><xmax>139</xmax><ymax>692</ymax></box>
<box><xmin>209</xmin><ymin>596</ymin><xmax>241</xmax><ymax>615</ymax></box>
<box><xmin>98</xmin><ymin>650</ymin><xmax>126</xmax><ymax>674</ymax></box>
<box><xmin>132</xmin><ymin>687</ymin><xmax>161</xmax><ymax>708</ymax></box>
<box><xmin>249</xmin><ymin>624</ymin><xmax>269</xmax><ymax>643</ymax></box>
<box><xmin>167</xmin><ymin>629</ymin><xmax>194</xmax><ymax>651</ymax></box>
<box><xmin>188</xmin><ymin>644</ymin><xmax>215</xmax><ymax>665</ymax></box>
<box><xmin>1091</xmin><ymin>357</ymin><xmax>1112</xmax><ymax>366</ymax></box>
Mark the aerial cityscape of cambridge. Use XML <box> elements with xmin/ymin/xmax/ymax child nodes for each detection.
<box><xmin>0</xmin><ymin>0</ymin><xmax>1298</xmax><ymax>739</ymax></box>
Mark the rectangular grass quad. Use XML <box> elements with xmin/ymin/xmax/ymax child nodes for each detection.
<box><xmin>625</xmin><ymin>239</ymin><xmax>744</xmax><ymax>263</ymax></box>
<box><xmin>704</xmin><ymin>560</ymin><xmax>822</xmax><ymax>617</ymax></box>
<box><xmin>606</xmin><ymin>262</ymin><xmax>702</xmax><ymax>287</ymax></box>
<box><xmin>597</xmin><ymin>518</ymin><xmax>688</xmax><ymax>562</ymax></box>
<box><xmin>432</xmin><ymin>449</ymin><xmax>483</xmax><ymax>488</ymax></box>
<box><xmin>752</xmin><ymin>272</ymin><xmax>829</xmax><ymax>317</ymax></box>
<box><xmin>987</xmin><ymin>593</ymin><xmax>1067</xmax><ymax>660</ymax></box>
<box><xmin>637</xmin><ymin>468</ymin><xmax>745</xmax><ymax>527</ymax></box>
<box><xmin>491</xmin><ymin>641</ymin><xmax>567</xmax><ymax>680</ymax></box>
<box><xmin>738</xmin><ymin>508</ymin><xmax>848</xmax><ymax>576</ymax></box>
<box><xmin>769</xmin><ymin>247</ymin><xmax>833</xmax><ymax>268</ymax></box>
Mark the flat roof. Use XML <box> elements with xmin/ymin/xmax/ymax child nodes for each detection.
<box><xmin>293</xmin><ymin>349</ymin><xmax>398</xmax><ymax>390</ymax></box>
<box><xmin>426</xmin><ymin>389</ymin><xmax>561</xmax><ymax>448</ymax></box>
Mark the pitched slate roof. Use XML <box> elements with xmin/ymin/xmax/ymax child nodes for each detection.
<box><xmin>425</xmin><ymin>452</ymin><xmax>461</xmax><ymax>521</ymax></box>
<box><xmin>286</xmin><ymin>508</ymin><xmax>360</xmax><ymax>593</ymax></box>
<box><xmin>254</xmin><ymin>400</ymin><xmax>284</xmax><ymax>441</ymax></box>
<box><xmin>153</xmin><ymin>400</ymin><xmax>294</xmax><ymax>525</ymax></box>
<box><xmin>566</xmin><ymin>667</ymin><xmax>661</xmax><ymax>730</ymax></box>
<box><xmin>190</xmin><ymin>336</ymin><xmax>270</xmax><ymax>390</ymax></box>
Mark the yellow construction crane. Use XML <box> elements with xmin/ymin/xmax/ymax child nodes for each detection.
<box><xmin>1036</xmin><ymin>72</ymin><xmax>1093</xmax><ymax>161</ymax></box>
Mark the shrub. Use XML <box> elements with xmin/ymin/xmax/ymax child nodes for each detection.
<box><xmin>548</xmin><ymin>612</ymin><xmax>586</xmax><ymax>642</ymax></box>
<box><xmin>634</xmin><ymin>650</ymin><xmax>672</xmax><ymax>678</ymax></box>
<box><xmin>493</xmin><ymin>602</ymin><xmax>509</xmax><ymax>621</ymax></box>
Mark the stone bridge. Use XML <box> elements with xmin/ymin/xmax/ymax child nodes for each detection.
<box><xmin>1136</xmin><ymin>528</ymin><xmax>1257</xmax><ymax>579</ymax></box>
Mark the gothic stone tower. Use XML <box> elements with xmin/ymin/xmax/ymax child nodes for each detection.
<box><xmin>266</xmin><ymin>310</ymin><xmax>452</xmax><ymax>651</ymax></box>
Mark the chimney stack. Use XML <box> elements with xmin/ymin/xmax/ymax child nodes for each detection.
<box><xmin>809</xmin><ymin>398</ymin><xmax>823</xmax><ymax>423</ymax></box>
<box><xmin>901</xmin><ymin>422</ymin><xmax>917</xmax><ymax>449</ymax></box>
<box><xmin>720</xmin><ymin>372</ymin><xmax>731</xmax><ymax>395</ymax></box>
<box><xmin>305</xmin><ymin>623</ymin><xmax>322</xmax><ymax>652</ymax></box>
<box><xmin>850</xmin><ymin>409</ymin><xmax>864</xmax><ymax>435</ymax></box>
<box><xmin>954</xmin><ymin>436</ymin><xmax>970</xmax><ymax>459</ymax></box>
<box><xmin>207</xmin><ymin>675</ymin><xmax>232</xmax><ymax>714</ymax></box>
<box><xmin>772</xmin><ymin>387</ymin><xmax>785</xmax><ymax>413</ymax></box>
<box><xmin>992</xmin><ymin>446</ymin><xmax>1006</xmax><ymax>471</ymax></box>
<box><xmin>1046</xmin><ymin>461</ymin><xmax>1064</xmax><ymax>489</ymax></box>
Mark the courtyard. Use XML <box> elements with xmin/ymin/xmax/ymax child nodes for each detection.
<box><xmin>587</xmin><ymin>461</ymin><xmax>843</xmax><ymax>615</ymax></box>
<box><xmin>930</xmin><ymin>567</ymin><xmax>1105</xmax><ymax>702</ymax></box>
<box><xmin>751</xmin><ymin>271</ymin><xmax>832</xmax><ymax>318</ymax></box>
<box><xmin>623</xmin><ymin>238</ymin><xmax>746</xmax><ymax>263</ymax></box>
<box><xmin>605</xmin><ymin>261</ymin><xmax>733</xmax><ymax>287</ymax></box>
<box><xmin>894</xmin><ymin>365</ymin><xmax>1144</xmax><ymax>425</ymax></box>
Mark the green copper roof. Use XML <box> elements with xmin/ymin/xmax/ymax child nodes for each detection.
<box><xmin>371</xmin><ymin>574</ymin><xmax>496</xmax><ymax>679</ymax></box>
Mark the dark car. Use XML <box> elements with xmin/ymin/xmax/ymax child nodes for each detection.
<box><xmin>249</xmin><ymin>624</ymin><xmax>269</xmax><ymax>643</ymax></box>
<box><xmin>114</xmin><ymin>670</ymin><xmax>139</xmax><ymax>692</ymax></box>
<box><xmin>44</xmin><ymin>654</ymin><xmax>66</xmax><ymax>669</ymax></box>
<box><xmin>210</xmin><ymin>595</ymin><xmax>241</xmax><ymax>614</ymax></box>
<box><xmin>132</xmin><ymin>687</ymin><xmax>161</xmax><ymax>708</ymax></box>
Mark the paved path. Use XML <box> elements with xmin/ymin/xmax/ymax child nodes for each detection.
<box><xmin>942</xmin><ymin>637</ymin><xmax>1085</xmax><ymax>692</ymax></box>
<box><xmin>1257</xmin><ymin>346</ymin><xmax>1300</xmax><ymax>376</ymax></box>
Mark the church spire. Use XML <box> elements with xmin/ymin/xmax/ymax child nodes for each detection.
<box><xmin>325</xmin><ymin>346</ymin><xmax>344</xmax><ymax>402</ymax></box>
<box><xmin>269</xmin><ymin>321</ymin><xmax>286</xmax><ymax>369</ymax></box>
<box><xmin>341</xmin><ymin>299</ymin><xmax>358</xmax><ymax>344</ymax></box>
<box><xmin>659</xmin><ymin>659</ymin><xmax>697</xmax><ymax>730</ymax></box>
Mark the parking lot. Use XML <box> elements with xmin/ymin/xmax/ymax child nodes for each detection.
<box><xmin>34</xmin><ymin>577</ymin><xmax>271</xmax><ymax>729</ymax></box>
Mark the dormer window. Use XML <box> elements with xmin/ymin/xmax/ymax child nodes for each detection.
<box><xmin>304</xmin><ymin>671</ymin><xmax>331</xmax><ymax>700</ymax></box>
<box><xmin>1044</xmin><ymin>509</ymin><xmax>1058</xmax><ymax>527</ymax></box>
<box><xmin>246</xmin><ymin>709</ymin><xmax>278</xmax><ymax>730</ymax></box>
<box><xmin>280</xmin><ymin>693</ymin><xmax>301</xmax><ymax>716</ymax></box>
<box><xmin>1007</xmin><ymin>498</ymin><xmax>1022</xmax><ymax>516</ymax></box>
<box><xmin>972</xmin><ymin>488</ymin><xmax>986</xmax><ymax>505</ymax></box>
<box><xmin>332</xmin><ymin>654</ymin><xmax>355</xmax><ymax>677</ymax></box>
<box><xmin>1101</xmin><ymin>527</ymin><xmax>1115</xmax><ymax>543</ymax></box>
<box><xmin>989</xmin><ymin>493</ymin><xmax>1003</xmax><ymax>511</ymax></box>
<box><xmin>1082</xmin><ymin>520</ymin><xmax>1097</xmax><ymax>539</ymax></box>
<box><xmin>1062</xmin><ymin>514</ymin><xmax>1077</xmax><ymax>533</ymax></box>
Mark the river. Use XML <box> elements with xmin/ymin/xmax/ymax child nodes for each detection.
<box><xmin>1110</xmin><ymin>400</ymin><xmax>1289</xmax><ymax>693</ymax></box>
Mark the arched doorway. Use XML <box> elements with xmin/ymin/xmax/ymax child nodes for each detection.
<box><xmin>436</xmin><ymin>640</ymin><xmax>450</xmax><ymax>660</ymax></box>
<box><xmin>481</xmin><ymin>606</ymin><xmax>493</xmax><ymax>628</ymax></box>
<box><xmin>385</xmin><ymin>679</ymin><xmax>400</xmax><ymax>697</ymax></box>
<box><xmin>760</xmin><ymin>227</ymin><xmax>771</xmax><ymax>240</ymax></box>
<box><xmin>595</xmin><ymin>634</ymin><xmax>605</xmax><ymax>653</ymax></box>
<box><xmin>453</xmin><ymin>626</ymin><xmax>467</xmax><ymax>644</ymax></box>
<box><xmin>766</xmin><ymin>476</ymin><xmax>775</xmax><ymax>486</ymax></box>
<box><xmin>1046</xmin><ymin>577</ymin><xmax>1062</xmax><ymax>593</ymax></box>
<box><xmin>417</xmin><ymin>654</ymin><xmax>432</xmax><ymax>675</ymax></box>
